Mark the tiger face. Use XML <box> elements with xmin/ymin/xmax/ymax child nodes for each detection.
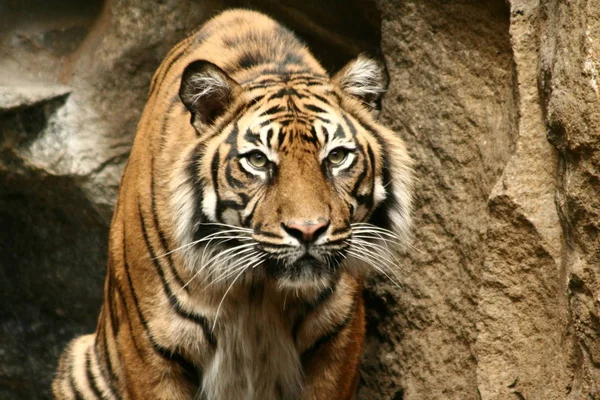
<box><xmin>173</xmin><ymin>57</ymin><xmax>412</xmax><ymax>290</ymax></box>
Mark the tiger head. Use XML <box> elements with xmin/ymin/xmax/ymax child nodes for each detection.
<box><xmin>172</xmin><ymin>56</ymin><xmax>412</xmax><ymax>291</ymax></box>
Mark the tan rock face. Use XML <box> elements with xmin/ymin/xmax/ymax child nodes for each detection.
<box><xmin>1</xmin><ymin>0</ymin><xmax>598</xmax><ymax>399</ymax></box>
<box><xmin>360</xmin><ymin>1</ymin><xmax>515</xmax><ymax>398</ymax></box>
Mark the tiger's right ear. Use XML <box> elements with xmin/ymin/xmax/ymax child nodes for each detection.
<box><xmin>179</xmin><ymin>60</ymin><xmax>242</xmax><ymax>129</ymax></box>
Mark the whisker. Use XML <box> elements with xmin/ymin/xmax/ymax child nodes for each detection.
<box><xmin>199</xmin><ymin>244</ymin><xmax>257</xmax><ymax>282</ymax></box>
<box><xmin>211</xmin><ymin>255</ymin><xmax>266</xmax><ymax>332</ymax></box>
<box><xmin>346</xmin><ymin>249</ymin><xmax>401</xmax><ymax>288</ymax></box>
<box><xmin>212</xmin><ymin>266</ymin><xmax>249</xmax><ymax>332</ymax></box>
<box><xmin>154</xmin><ymin>229</ymin><xmax>252</xmax><ymax>259</ymax></box>
<box><xmin>349</xmin><ymin>238</ymin><xmax>397</xmax><ymax>265</ymax></box>
<box><xmin>204</xmin><ymin>252</ymin><xmax>265</xmax><ymax>286</ymax></box>
<box><xmin>210</xmin><ymin>254</ymin><xmax>267</xmax><ymax>286</ymax></box>
<box><xmin>179</xmin><ymin>242</ymin><xmax>256</xmax><ymax>290</ymax></box>
<box><xmin>349</xmin><ymin>238</ymin><xmax>401</xmax><ymax>267</ymax></box>
<box><xmin>351</xmin><ymin>222</ymin><xmax>423</xmax><ymax>254</ymax></box>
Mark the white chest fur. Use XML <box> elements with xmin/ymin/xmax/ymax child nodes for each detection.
<box><xmin>197</xmin><ymin>292</ymin><xmax>303</xmax><ymax>400</ymax></box>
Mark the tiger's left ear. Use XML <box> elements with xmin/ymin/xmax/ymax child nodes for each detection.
<box><xmin>179</xmin><ymin>60</ymin><xmax>242</xmax><ymax>131</ymax></box>
<box><xmin>333</xmin><ymin>55</ymin><xmax>389</xmax><ymax>116</ymax></box>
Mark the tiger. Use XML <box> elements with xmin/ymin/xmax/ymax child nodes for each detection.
<box><xmin>52</xmin><ymin>8</ymin><xmax>413</xmax><ymax>400</ymax></box>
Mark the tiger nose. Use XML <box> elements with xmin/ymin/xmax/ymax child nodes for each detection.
<box><xmin>283</xmin><ymin>221</ymin><xmax>330</xmax><ymax>243</ymax></box>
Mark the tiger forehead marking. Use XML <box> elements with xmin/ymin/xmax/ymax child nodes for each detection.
<box><xmin>53</xmin><ymin>9</ymin><xmax>413</xmax><ymax>400</ymax></box>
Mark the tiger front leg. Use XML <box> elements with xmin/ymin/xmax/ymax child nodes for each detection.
<box><xmin>300</xmin><ymin>293</ymin><xmax>366</xmax><ymax>400</ymax></box>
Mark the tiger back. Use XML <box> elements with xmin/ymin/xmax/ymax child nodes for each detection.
<box><xmin>52</xmin><ymin>9</ymin><xmax>413</xmax><ymax>400</ymax></box>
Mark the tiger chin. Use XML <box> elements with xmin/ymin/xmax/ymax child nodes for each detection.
<box><xmin>52</xmin><ymin>9</ymin><xmax>413</xmax><ymax>400</ymax></box>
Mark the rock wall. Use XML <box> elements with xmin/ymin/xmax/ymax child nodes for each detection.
<box><xmin>0</xmin><ymin>0</ymin><xmax>598</xmax><ymax>399</ymax></box>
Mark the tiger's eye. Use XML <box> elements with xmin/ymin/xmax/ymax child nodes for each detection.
<box><xmin>327</xmin><ymin>148</ymin><xmax>348</xmax><ymax>165</ymax></box>
<box><xmin>247</xmin><ymin>151</ymin><xmax>268</xmax><ymax>168</ymax></box>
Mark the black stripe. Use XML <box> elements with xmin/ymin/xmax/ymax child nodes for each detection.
<box><xmin>203</xmin><ymin>101</ymin><xmax>246</xmax><ymax>143</ymax></box>
<box><xmin>304</xmin><ymin>104</ymin><xmax>326</xmax><ymax>114</ymax></box>
<box><xmin>347</xmin><ymin>111</ymin><xmax>399</xmax><ymax>230</ymax></box>
<box><xmin>69</xmin><ymin>348</ymin><xmax>86</xmax><ymax>400</ymax></box>
<box><xmin>99</xmin><ymin>317</ymin><xmax>120</xmax><ymax>398</ymax></box>
<box><xmin>350</xmin><ymin>156</ymin><xmax>368</xmax><ymax>198</ymax></box>
<box><xmin>328</xmin><ymin>90</ymin><xmax>343</xmax><ymax>105</ymax></box>
<box><xmin>106</xmin><ymin>272</ymin><xmax>120</xmax><ymax>339</ymax></box>
<box><xmin>278</xmin><ymin>130</ymin><xmax>286</xmax><ymax>148</ymax></box>
<box><xmin>265</xmin><ymin>128</ymin><xmax>274</xmax><ymax>149</ymax></box>
<box><xmin>211</xmin><ymin>148</ymin><xmax>220</xmax><ymax>195</ymax></box>
<box><xmin>150</xmin><ymin>168</ymin><xmax>187</xmax><ymax>290</ymax></box>
<box><xmin>242</xmin><ymin>79</ymin><xmax>281</xmax><ymax>89</ymax></box>
<box><xmin>186</xmin><ymin>143</ymin><xmax>216</xmax><ymax>243</ymax></box>
<box><xmin>355</xmin><ymin>144</ymin><xmax>376</xmax><ymax>208</ymax></box>
<box><xmin>292</xmin><ymin>283</ymin><xmax>337</xmax><ymax>342</ymax></box>
<box><xmin>260</xmin><ymin>105</ymin><xmax>286</xmax><ymax>116</ymax></box>
<box><xmin>268</xmin><ymin>87</ymin><xmax>307</xmax><ymax>101</ymax></box>
<box><xmin>120</xmin><ymin>237</ymin><xmax>151</xmax><ymax>360</ymax></box>
<box><xmin>86</xmin><ymin>346</ymin><xmax>106</xmax><ymax>399</ymax></box>
<box><xmin>108</xmin><ymin>249</ymin><xmax>142</xmax><ymax>363</ymax></box>
<box><xmin>138</xmin><ymin>203</ymin><xmax>217</xmax><ymax>348</ymax></box>
<box><xmin>242</xmin><ymin>197</ymin><xmax>259</xmax><ymax>228</ymax></box>
<box><xmin>300</xmin><ymin>289</ymin><xmax>358</xmax><ymax>359</ymax></box>
<box><xmin>342</xmin><ymin>114</ymin><xmax>358</xmax><ymax>139</ymax></box>
<box><xmin>225</xmin><ymin>163</ymin><xmax>245</xmax><ymax>188</ymax></box>
<box><xmin>243</xmin><ymin>128</ymin><xmax>261</xmax><ymax>146</ymax></box>
<box><xmin>312</xmin><ymin>93</ymin><xmax>333</xmax><ymax>106</ymax></box>
<box><xmin>304</xmin><ymin>80</ymin><xmax>327</xmax><ymax>87</ymax></box>
<box><xmin>122</xmin><ymin>226</ymin><xmax>201</xmax><ymax>384</ymax></box>
<box><xmin>341</xmin><ymin>114</ymin><xmax>370</xmax><ymax>202</ymax></box>
<box><xmin>225</xmin><ymin>120</ymin><xmax>241</xmax><ymax>147</ymax></box>
<box><xmin>241</xmin><ymin>73</ymin><xmax>326</xmax><ymax>88</ymax></box>
<box><xmin>98</xmin><ymin>275</ymin><xmax>121</xmax><ymax>397</ymax></box>
<box><xmin>248</xmin><ymin>94</ymin><xmax>265</xmax><ymax>105</ymax></box>
<box><xmin>236</xmin><ymin>51</ymin><xmax>269</xmax><ymax>69</ymax></box>
<box><xmin>217</xmin><ymin>199</ymin><xmax>246</xmax><ymax>211</ymax></box>
<box><xmin>312</xmin><ymin>115</ymin><xmax>332</xmax><ymax>124</ymax></box>
<box><xmin>242</xmin><ymin>68</ymin><xmax>315</xmax><ymax>82</ymax></box>
<box><xmin>333</xmin><ymin>124</ymin><xmax>346</xmax><ymax>140</ymax></box>
<box><xmin>368</xmin><ymin>143</ymin><xmax>377</xmax><ymax>200</ymax></box>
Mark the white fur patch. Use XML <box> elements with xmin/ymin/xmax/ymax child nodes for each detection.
<box><xmin>339</xmin><ymin>57</ymin><xmax>386</xmax><ymax>100</ymax></box>
<box><xmin>70</xmin><ymin>335</ymin><xmax>104</xmax><ymax>399</ymax></box>
<box><xmin>189</xmin><ymin>71</ymin><xmax>230</xmax><ymax>105</ymax></box>
<box><xmin>373</xmin><ymin>176</ymin><xmax>386</xmax><ymax>205</ymax></box>
<box><xmin>202</xmin><ymin>186</ymin><xmax>218</xmax><ymax>222</ymax></box>
<box><xmin>170</xmin><ymin>174</ymin><xmax>197</xmax><ymax>251</ymax></box>
<box><xmin>386</xmin><ymin>145</ymin><xmax>414</xmax><ymax>241</ymax></box>
<box><xmin>200</xmin><ymin>297</ymin><xmax>303</xmax><ymax>399</ymax></box>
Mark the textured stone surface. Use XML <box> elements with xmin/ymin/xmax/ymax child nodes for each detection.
<box><xmin>1</xmin><ymin>0</ymin><xmax>599</xmax><ymax>399</ymax></box>
<box><xmin>359</xmin><ymin>1</ymin><xmax>515</xmax><ymax>399</ymax></box>
<box><xmin>540</xmin><ymin>0</ymin><xmax>600</xmax><ymax>398</ymax></box>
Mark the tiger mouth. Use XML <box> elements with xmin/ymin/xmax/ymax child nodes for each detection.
<box><xmin>259</xmin><ymin>243</ymin><xmax>348</xmax><ymax>282</ymax></box>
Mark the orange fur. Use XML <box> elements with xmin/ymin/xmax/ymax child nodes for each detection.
<box><xmin>53</xmin><ymin>9</ymin><xmax>412</xmax><ymax>400</ymax></box>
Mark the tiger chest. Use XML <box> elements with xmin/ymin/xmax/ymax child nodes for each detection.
<box><xmin>197</xmin><ymin>298</ymin><xmax>303</xmax><ymax>400</ymax></box>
